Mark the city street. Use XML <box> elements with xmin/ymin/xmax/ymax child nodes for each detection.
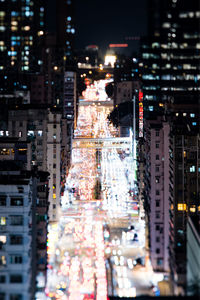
<box><xmin>46</xmin><ymin>79</ymin><xmax>160</xmax><ymax>299</ymax></box>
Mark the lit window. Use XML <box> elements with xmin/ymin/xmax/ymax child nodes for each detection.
<box><xmin>0</xmin><ymin>235</ymin><xmax>6</xmax><ymax>244</ymax></box>
<box><xmin>0</xmin><ymin>217</ymin><xmax>6</xmax><ymax>225</ymax></box>
<box><xmin>0</xmin><ymin>255</ymin><xmax>6</xmax><ymax>265</ymax></box>
<box><xmin>37</xmin><ymin>130</ymin><xmax>42</xmax><ymax>136</ymax></box>
<box><xmin>190</xmin><ymin>166</ymin><xmax>195</xmax><ymax>172</ymax></box>
<box><xmin>190</xmin><ymin>206</ymin><xmax>196</xmax><ymax>213</ymax></box>
<box><xmin>177</xmin><ymin>203</ymin><xmax>186</xmax><ymax>211</ymax></box>
<box><xmin>27</xmin><ymin>130</ymin><xmax>34</xmax><ymax>136</ymax></box>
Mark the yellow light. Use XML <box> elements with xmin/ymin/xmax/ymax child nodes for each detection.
<box><xmin>38</xmin><ymin>30</ymin><xmax>44</xmax><ymax>36</ymax></box>
<box><xmin>24</xmin><ymin>26</ymin><xmax>30</xmax><ymax>31</ymax></box>
<box><xmin>53</xmin><ymin>194</ymin><xmax>56</xmax><ymax>199</ymax></box>
<box><xmin>54</xmin><ymin>66</ymin><xmax>58</xmax><ymax>71</ymax></box>
<box><xmin>0</xmin><ymin>217</ymin><xmax>6</xmax><ymax>225</ymax></box>
<box><xmin>89</xmin><ymin>70</ymin><xmax>92</xmax><ymax>74</ymax></box>
<box><xmin>159</xmin><ymin>103</ymin><xmax>164</xmax><ymax>107</ymax></box>
<box><xmin>177</xmin><ymin>203</ymin><xmax>187</xmax><ymax>211</ymax></box>
<box><xmin>11</xmin><ymin>26</ymin><xmax>17</xmax><ymax>31</ymax></box>
<box><xmin>11</xmin><ymin>21</ymin><xmax>18</xmax><ymax>26</ymax></box>
<box><xmin>190</xmin><ymin>205</ymin><xmax>196</xmax><ymax>213</ymax></box>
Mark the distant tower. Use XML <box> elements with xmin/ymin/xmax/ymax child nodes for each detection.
<box><xmin>56</xmin><ymin>0</ymin><xmax>75</xmax><ymax>64</ymax></box>
<box><xmin>0</xmin><ymin>0</ymin><xmax>45</xmax><ymax>74</ymax></box>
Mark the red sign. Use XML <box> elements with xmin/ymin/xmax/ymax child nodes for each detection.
<box><xmin>139</xmin><ymin>90</ymin><xmax>143</xmax><ymax>138</ymax></box>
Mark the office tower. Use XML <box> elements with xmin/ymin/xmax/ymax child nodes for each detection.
<box><xmin>141</xmin><ymin>0</ymin><xmax>200</xmax><ymax>113</ymax></box>
<box><xmin>139</xmin><ymin>0</ymin><xmax>200</xmax><ymax>294</ymax></box>
<box><xmin>0</xmin><ymin>0</ymin><xmax>45</xmax><ymax>92</ymax></box>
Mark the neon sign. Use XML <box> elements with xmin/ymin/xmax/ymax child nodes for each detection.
<box><xmin>139</xmin><ymin>90</ymin><xmax>143</xmax><ymax>138</ymax></box>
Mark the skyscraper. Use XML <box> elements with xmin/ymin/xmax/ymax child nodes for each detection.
<box><xmin>140</xmin><ymin>0</ymin><xmax>200</xmax><ymax>294</ymax></box>
<box><xmin>0</xmin><ymin>0</ymin><xmax>45</xmax><ymax>92</ymax></box>
<box><xmin>141</xmin><ymin>0</ymin><xmax>200</xmax><ymax>113</ymax></box>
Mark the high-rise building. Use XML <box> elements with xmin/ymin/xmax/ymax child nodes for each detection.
<box><xmin>140</xmin><ymin>0</ymin><xmax>200</xmax><ymax>294</ymax></box>
<box><xmin>0</xmin><ymin>0</ymin><xmax>45</xmax><ymax>92</ymax></box>
<box><xmin>56</xmin><ymin>0</ymin><xmax>75</xmax><ymax>62</ymax></box>
<box><xmin>0</xmin><ymin>139</ymin><xmax>49</xmax><ymax>300</ymax></box>
<box><xmin>141</xmin><ymin>0</ymin><xmax>200</xmax><ymax>113</ymax></box>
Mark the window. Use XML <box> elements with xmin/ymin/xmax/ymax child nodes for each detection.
<box><xmin>10</xmin><ymin>255</ymin><xmax>22</xmax><ymax>264</ymax></box>
<box><xmin>17</xmin><ymin>187</ymin><xmax>24</xmax><ymax>193</ymax></box>
<box><xmin>156</xmin><ymin>130</ymin><xmax>160</xmax><ymax>136</ymax></box>
<box><xmin>0</xmin><ymin>236</ymin><xmax>6</xmax><ymax>248</ymax></box>
<box><xmin>18</xmin><ymin>131</ymin><xmax>22</xmax><ymax>138</ymax></box>
<box><xmin>156</xmin><ymin>190</ymin><xmax>160</xmax><ymax>196</ymax></box>
<box><xmin>10</xmin><ymin>235</ymin><xmax>23</xmax><ymax>245</ymax></box>
<box><xmin>156</xmin><ymin>237</ymin><xmax>160</xmax><ymax>242</ymax></box>
<box><xmin>10</xmin><ymin>275</ymin><xmax>22</xmax><ymax>283</ymax></box>
<box><xmin>156</xmin><ymin>200</ymin><xmax>160</xmax><ymax>207</ymax></box>
<box><xmin>156</xmin><ymin>248</ymin><xmax>160</xmax><ymax>254</ymax></box>
<box><xmin>157</xmin><ymin>258</ymin><xmax>163</xmax><ymax>265</ymax></box>
<box><xmin>156</xmin><ymin>143</ymin><xmax>159</xmax><ymax>148</ymax></box>
<box><xmin>53</xmin><ymin>124</ymin><xmax>57</xmax><ymax>129</ymax></box>
<box><xmin>0</xmin><ymin>293</ymin><xmax>5</xmax><ymax>300</ymax></box>
<box><xmin>156</xmin><ymin>155</ymin><xmax>159</xmax><ymax>160</ymax></box>
<box><xmin>10</xmin><ymin>197</ymin><xmax>23</xmax><ymax>206</ymax></box>
<box><xmin>0</xmin><ymin>255</ymin><xmax>6</xmax><ymax>265</ymax></box>
<box><xmin>37</xmin><ymin>140</ymin><xmax>42</xmax><ymax>145</ymax></box>
<box><xmin>53</xmin><ymin>154</ymin><xmax>56</xmax><ymax>159</ymax></box>
<box><xmin>155</xmin><ymin>177</ymin><xmax>160</xmax><ymax>183</ymax></box>
<box><xmin>0</xmin><ymin>196</ymin><xmax>6</xmax><ymax>206</ymax></box>
<box><xmin>10</xmin><ymin>295</ymin><xmax>22</xmax><ymax>300</ymax></box>
<box><xmin>53</xmin><ymin>164</ymin><xmax>56</xmax><ymax>168</ymax></box>
<box><xmin>10</xmin><ymin>216</ymin><xmax>23</xmax><ymax>226</ymax></box>
<box><xmin>156</xmin><ymin>212</ymin><xmax>160</xmax><ymax>219</ymax></box>
<box><xmin>37</xmin><ymin>130</ymin><xmax>43</xmax><ymax>136</ymax></box>
<box><xmin>0</xmin><ymin>275</ymin><xmax>5</xmax><ymax>283</ymax></box>
<box><xmin>0</xmin><ymin>217</ymin><xmax>6</xmax><ymax>225</ymax></box>
<box><xmin>155</xmin><ymin>166</ymin><xmax>160</xmax><ymax>172</ymax></box>
<box><xmin>156</xmin><ymin>225</ymin><xmax>160</xmax><ymax>231</ymax></box>
<box><xmin>190</xmin><ymin>166</ymin><xmax>195</xmax><ymax>172</ymax></box>
<box><xmin>53</xmin><ymin>204</ymin><xmax>56</xmax><ymax>209</ymax></box>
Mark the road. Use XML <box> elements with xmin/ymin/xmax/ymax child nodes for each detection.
<box><xmin>45</xmin><ymin>79</ymin><xmax>161</xmax><ymax>300</ymax></box>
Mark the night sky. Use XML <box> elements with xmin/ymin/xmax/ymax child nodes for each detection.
<box><xmin>47</xmin><ymin>0</ymin><xmax>147</xmax><ymax>54</ymax></box>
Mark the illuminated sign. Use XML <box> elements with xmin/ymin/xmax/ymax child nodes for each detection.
<box><xmin>109</xmin><ymin>43</ymin><xmax>128</xmax><ymax>48</ymax></box>
<box><xmin>139</xmin><ymin>90</ymin><xmax>143</xmax><ymax>138</ymax></box>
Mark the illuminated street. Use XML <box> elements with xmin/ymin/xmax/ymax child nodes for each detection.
<box><xmin>46</xmin><ymin>79</ymin><xmax>161</xmax><ymax>299</ymax></box>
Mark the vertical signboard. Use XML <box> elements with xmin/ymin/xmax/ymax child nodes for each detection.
<box><xmin>139</xmin><ymin>90</ymin><xmax>143</xmax><ymax>137</ymax></box>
